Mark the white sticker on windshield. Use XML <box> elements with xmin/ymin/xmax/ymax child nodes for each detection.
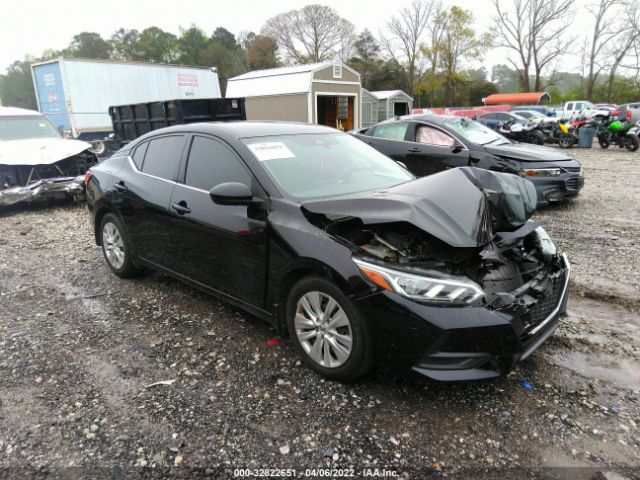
<box><xmin>247</xmin><ymin>142</ymin><xmax>295</xmax><ymax>161</ymax></box>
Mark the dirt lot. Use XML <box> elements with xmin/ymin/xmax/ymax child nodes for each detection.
<box><xmin>0</xmin><ymin>146</ymin><xmax>639</xmax><ymax>479</ymax></box>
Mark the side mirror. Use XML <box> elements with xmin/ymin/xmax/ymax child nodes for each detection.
<box><xmin>451</xmin><ymin>142</ymin><xmax>464</xmax><ymax>154</ymax></box>
<box><xmin>209</xmin><ymin>182</ymin><xmax>253</xmax><ymax>206</ymax></box>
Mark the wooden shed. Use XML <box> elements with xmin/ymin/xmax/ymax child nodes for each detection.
<box><xmin>361</xmin><ymin>88</ymin><xmax>379</xmax><ymax>127</ymax></box>
<box><xmin>226</xmin><ymin>62</ymin><xmax>362</xmax><ymax>130</ymax></box>
<box><xmin>371</xmin><ymin>90</ymin><xmax>413</xmax><ymax>122</ymax></box>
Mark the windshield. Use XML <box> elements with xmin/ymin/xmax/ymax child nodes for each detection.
<box><xmin>443</xmin><ymin>117</ymin><xmax>508</xmax><ymax>145</ymax></box>
<box><xmin>242</xmin><ymin>132</ymin><xmax>414</xmax><ymax>200</ymax></box>
<box><xmin>0</xmin><ymin>116</ymin><xmax>60</xmax><ymax>141</ymax></box>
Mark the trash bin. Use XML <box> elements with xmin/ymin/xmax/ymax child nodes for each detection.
<box><xmin>578</xmin><ymin>126</ymin><xmax>594</xmax><ymax>148</ymax></box>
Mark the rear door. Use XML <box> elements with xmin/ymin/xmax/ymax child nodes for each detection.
<box><xmin>167</xmin><ymin>134</ymin><xmax>268</xmax><ymax>307</ymax></box>
<box><xmin>477</xmin><ymin>113</ymin><xmax>497</xmax><ymax>129</ymax></box>
<box><xmin>403</xmin><ymin>123</ymin><xmax>470</xmax><ymax>176</ymax></box>
<box><xmin>357</xmin><ymin>122</ymin><xmax>412</xmax><ymax>163</ymax></box>
<box><xmin>114</xmin><ymin>134</ymin><xmax>186</xmax><ymax>268</ymax></box>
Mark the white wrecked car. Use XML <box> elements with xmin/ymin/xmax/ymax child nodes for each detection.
<box><xmin>0</xmin><ymin>107</ymin><xmax>98</xmax><ymax>206</ymax></box>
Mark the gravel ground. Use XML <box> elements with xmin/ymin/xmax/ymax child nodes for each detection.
<box><xmin>534</xmin><ymin>146</ymin><xmax>640</xmax><ymax>306</ymax></box>
<box><xmin>1</xmin><ymin>147</ymin><xmax>639</xmax><ymax>479</ymax></box>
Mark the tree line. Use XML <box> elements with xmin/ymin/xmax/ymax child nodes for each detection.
<box><xmin>2</xmin><ymin>1</ymin><xmax>639</xmax><ymax>111</ymax></box>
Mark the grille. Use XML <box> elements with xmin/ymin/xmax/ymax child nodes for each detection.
<box><xmin>565</xmin><ymin>178</ymin><xmax>580</xmax><ymax>189</ymax></box>
<box><xmin>563</xmin><ymin>166</ymin><xmax>581</xmax><ymax>173</ymax></box>
<box><xmin>522</xmin><ymin>271</ymin><xmax>565</xmax><ymax>336</ymax></box>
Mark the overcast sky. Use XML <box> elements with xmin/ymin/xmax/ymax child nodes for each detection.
<box><xmin>3</xmin><ymin>0</ymin><xmax>585</xmax><ymax>75</ymax></box>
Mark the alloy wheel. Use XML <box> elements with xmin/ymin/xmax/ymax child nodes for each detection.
<box><xmin>102</xmin><ymin>222</ymin><xmax>125</xmax><ymax>269</ymax></box>
<box><xmin>294</xmin><ymin>291</ymin><xmax>353</xmax><ymax>368</ymax></box>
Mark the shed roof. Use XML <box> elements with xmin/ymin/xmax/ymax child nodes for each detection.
<box><xmin>226</xmin><ymin>61</ymin><xmax>360</xmax><ymax>98</ymax></box>
<box><xmin>371</xmin><ymin>90</ymin><xmax>413</xmax><ymax>101</ymax></box>
<box><xmin>483</xmin><ymin>92</ymin><xmax>550</xmax><ymax>105</ymax></box>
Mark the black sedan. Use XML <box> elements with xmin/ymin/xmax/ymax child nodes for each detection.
<box><xmin>86</xmin><ymin>122</ymin><xmax>570</xmax><ymax>382</ymax></box>
<box><xmin>353</xmin><ymin>114</ymin><xmax>584</xmax><ymax>207</ymax></box>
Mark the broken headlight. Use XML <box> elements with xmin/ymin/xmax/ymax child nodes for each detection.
<box><xmin>353</xmin><ymin>258</ymin><xmax>484</xmax><ymax>306</ymax></box>
<box><xmin>535</xmin><ymin>226</ymin><xmax>557</xmax><ymax>257</ymax></box>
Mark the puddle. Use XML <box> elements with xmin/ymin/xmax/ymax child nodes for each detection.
<box><xmin>547</xmin><ymin>350</ymin><xmax>640</xmax><ymax>390</ymax></box>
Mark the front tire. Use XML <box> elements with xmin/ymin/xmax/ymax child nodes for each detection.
<box><xmin>625</xmin><ymin>134</ymin><xmax>639</xmax><ymax>152</ymax></box>
<box><xmin>558</xmin><ymin>134</ymin><xmax>574</xmax><ymax>148</ymax></box>
<box><xmin>100</xmin><ymin>213</ymin><xmax>143</xmax><ymax>278</ymax></box>
<box><xmin>286</xmin><ymin>276</ymin><xmax>373</xmax><ymax>381</ymax></box>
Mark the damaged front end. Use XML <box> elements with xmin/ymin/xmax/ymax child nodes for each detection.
<box><xmin>0</xmin><ymin>150</ymin><xmax>97</xmax><ymax>207</ymax></box>
<box><xmin>303</xmin><ymin>167</ymin><xmax>570</xmax><ymax>380</ymax></box>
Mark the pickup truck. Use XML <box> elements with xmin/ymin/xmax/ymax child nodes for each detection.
<box><xmin>561</xmin><ymin>101</ymin><xmax>609</xmax><ymax>119</ymax></box>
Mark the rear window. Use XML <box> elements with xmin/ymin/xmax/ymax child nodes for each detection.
<box><xmin>371</xmin><ymin>123</ymin><xmax>409</xmax><ymax>141</ymax></box>
<box><xmin>131</xmin><ymin>142</ymin><xmax>148</xmax><ymax>170</ymax></box>
<box><xmin>141</xmin><ymin>135</ymin><xmax>185</xmax><ymax>181</ymax></box>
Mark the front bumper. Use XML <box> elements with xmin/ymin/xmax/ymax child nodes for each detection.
<box><xmin>529</xmin><ymin>173</ymin><xmax>584</xmax><ymax>206</ymax></box>
<box><xmin>356</xmin><ymin>254</ymin><xmax>570</xmax><ymax>381</ymax></box>
<box><xmin>0</xmin><ymin>176</ymin><xmax>85</xmax><ymax>207</ymax></box>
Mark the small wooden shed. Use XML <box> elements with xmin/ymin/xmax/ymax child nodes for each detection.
<box><xmin>371</xmin><ymin>90</ymin><xmax>413</xmax><ymax>122</ymax></box>
<box><xmin>226</xmin><ymin>62</ymin><xmax>362</xmax><ymax>130</ymax></box>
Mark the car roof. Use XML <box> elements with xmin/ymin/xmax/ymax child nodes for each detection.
<box><xmin>0</xmin><ymin>106</ymin><xmax>43</xmax><ymax>117</ymax></box>
<box><xmin>131</xmin><ymin>121</ymin><xmax>339</xmax><ymax>142</ymax></box>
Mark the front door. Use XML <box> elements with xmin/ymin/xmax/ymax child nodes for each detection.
<box><xmin>403</xmin><ymin>123</ymin><xmax>470</xmax><ymax>176</ymax></box>
<box><xmin>167</xmin><ymin>135</ymin><xmax>268</xmax><ymax>307</ymax></box>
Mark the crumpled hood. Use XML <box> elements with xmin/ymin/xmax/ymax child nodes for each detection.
<box><xmin>485</xmin><ymin>142</ymin><xmax>573</xmax><ymax>162</ymax></box>
<box><xmin>302</xmin><ymin>167</ymin><xmax>537</xmax><ymax>248</ymax></box>
<box><xmin>0</xmin><ymin>138</ymin><xmax>92</xmax><ymax>166</ymax></box>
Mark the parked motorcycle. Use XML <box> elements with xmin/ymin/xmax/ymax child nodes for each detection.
<box><xmin>542</xmin><ymin>119</ymin><xmax>576</xmax><ymax>148</ymax></box>
<box><xmin>594</xmin><ymin>114</ymin><xmax>639</xmax><ymax>152</ymax></box>
<box><xmin>497</xmin><ymin>120</ymin><xmax>545</xmax><ymax>145</ymax></box>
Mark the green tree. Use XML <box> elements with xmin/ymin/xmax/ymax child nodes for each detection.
<box><xmin>136</xmin><ymin>27</ymin><xmax>178</xmax><ymax>63</ymax></box>
<box><xmin>0</xmin><ymin>59</ymin><xmax>37</xmax><ymax>109</ymax></box>
<box><xmin>176</xmin><ymin>25</ymin><xmax>210</xmax><ymax>65</ymax></box>
<box><xmin>438</xmin><ymin>7</ymin><xmax>492</xmax><ymax>105</ymax></box>
<box><xmin>348</xmin><ymin>29</ymin><xmax>380</xmax><ymax>89</ymax></box>
<box><xmin>491</xmin><ymin>64</ymin><xmax>520</xmax><ymax>92</ymax></box>
<box><xmin>468</xmin><ymin>79</ymin><xmax>499</xmax><ymax>105</ymax></box>
<box><xmin>65</xmin><ymin>32</ymin><xmax>111</xmax><ymax>59</ymax></box>
<box><xmin>110</xmin><ymin>28</ymin><xmax>141</xmax><ymax>60</ymax></box>
<box><xmin>212</xmin><ymin>27</ymin><xmax>239</xmax><ymax>51</ymax></box>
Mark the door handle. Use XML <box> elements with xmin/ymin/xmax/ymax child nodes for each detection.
<box><xmin>114</xmin><ymin>182</ymin><xmax>128</xmax><ymax>191</ymax></box>
<box><xmin>407</xmin><ymin>147</ymin><xmax>421</xmax><ymax>153</ymax></box>
<box><xmin>171</xmin><ymin>202</ymin><xmax>191</xmax><ymax>215</ymax></box>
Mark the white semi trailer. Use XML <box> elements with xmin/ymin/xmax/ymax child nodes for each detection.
<box><xmin>30</xmin><ymin>57</ymin><xmax>221</xmax><ymax>153</ymax></box>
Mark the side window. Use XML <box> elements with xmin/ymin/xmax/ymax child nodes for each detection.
<box><xmin>371</xmin><ymin>123</ymin><xmax>409</xmax><ymax>141</ymax></box>
<box><xmin>141</xmin><ymin>135</ymin><xmax>186</xmax><ymax>181</ymax></box>
<box><xmin>131</xmin><ymin>142</ymin><xmax>148</xmax><ymax>170</ymax></box>
<box><xmin>566</xmin><ymin>102</ymin><xmax>574</xmax><ymax>111</ymax></box>
<box><xmin>185</xmin><ymin>136</ymin><xmax>251</xmax><ymax>191</ymax></box>
<box><xmin>496</xmin><ymin>113</ymin><xmax>510</xmax><ymax>120</ymax></box>
<box><xmin>576</xmin><ymin>102</ymin><xmax>584</xmax><ymax>111</ymax></box>
<box><xmin>416</xmin><ymin>126</ymin><xmax>455</xmax><ymax>147</ymax></box>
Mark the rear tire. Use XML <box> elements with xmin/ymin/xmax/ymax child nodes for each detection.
<box><xmin>598</xmin><ymin>136</ymin><xmax>610</xmax><ymax>149</ymax></box>
<box><xmin>285</xmin><ymin>276</ymin><xmax>373</xmax><ymax>381</ymax></box>
<box><xmin>531</xmin><ymin>131</ymin><xmax>544</xmax><ymax>145</ymax></box>
<box><xmin>99</xmin><ymin>213</ymin><xmax>143</xmax><ymax>278</ymax></box>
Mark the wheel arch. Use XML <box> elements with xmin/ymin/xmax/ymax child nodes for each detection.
<box><xmin>271</xmin><ymin>259</ymin><xmax>354</xmax><ymax>336</ymax></box>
